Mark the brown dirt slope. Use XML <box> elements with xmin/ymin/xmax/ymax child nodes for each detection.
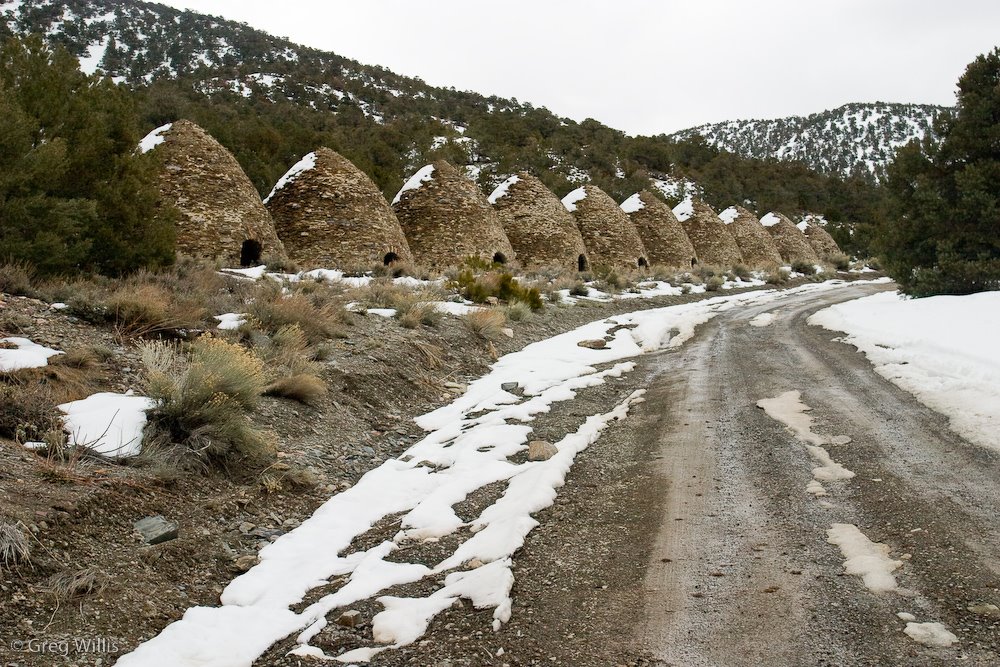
<box><xmin>679</xmin><ymin>199</ymin><xmax>743</xmax><ymax>267</ymax></box>
<box><xmin>392</xmin><ymin>160</ymin><xmax>515</xmax><ymax>270</ymax></box>
<box><xmin>489</xmin><ymin>173</ymin><xmax>589</xmax><ymax>272</ymax></box>
<box><xmin>720</xmin><ymin>205</ymin><xmax>783</xmax><ymax>269</ymax></box>
<box><xmin>264</xmin><ymin>147</ymin><xmax>413</xmax><ymax>271</ymax></box>
<box><xmin>151</xmin><ymin>119</ymin><xmax>286</xmax><ymax>266</ymax></box>
<box><xmin>565</xmin><ymin>185</ymin><xmax>649</xmax><ymax>271</ymax></box>
<box><xmin>622</xmin><ymin>190</ymin><xmax>698</xmax><ymax>269</ymax></box>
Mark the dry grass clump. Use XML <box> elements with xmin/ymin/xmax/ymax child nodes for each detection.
<box><xmin>829</xmin><ymin>253</ymin><xmax>851</xmax><ymax>271</ymax></box>
<box><xmin>396</xmin><ymin>300</ymin><xmax>442</xmax><ymax>329</ymax></box>
<box><xmin>140</xmin><ymin>337</ymin><xmax>271</xmax><ymax>466</ymax></box>
<box><xmin>44</xmin><ymin>566</ymin><xmax>109</xmax><ymax>600</ymax></box>
<box><xmin>463</xmin><ymin>308</ymin><xmax>508</xmax><ymax>342</ymax></box>
<box><xmin>264</xmin><ymin>373</ymin><xmax>327</xmax><ymax>405</ymax></box>
<box><xmin>766</xmin><ymin>268</ymin><xmax>791</xmax><ymax>285</ymax></box>
<box><xmin>791</xmin><ymin>260</ymin><xmax>817</xmax><ymax>275</ymax></box>
<box><xmin>704</xmin><ymin>275</ymin><xmax>726</xmax><ymax>292</ymax></box>
<box><xmin>450</xmin><ymin>269</ymin><xmax>543</xmax><ymax>310</ymax></box>
<box><xmin>0</xmin><ymin>260</ymin><xmax>36</xmax><ymax>296</ymax></box>
<box><xmin>0</xmin><ymin>383</ymin><xmax>61</xmax><ymax>444</ymax></box>
<box><xmin>0</xmin><ymin>520</ymin><xmax>31</xmax><ymax>571</ymax></box>
<box><xmin>247</xmin><ymin>283</ymin><xmax>348</xmax><ymax>344</ymax></box>
<box><xmin>411</xmin><ymin>340</ymin><xmax>443</xmax><ymax>370</ymax></box>
<box><xmin>260</xmin><ymin>463</ymin><xmax>321</xmax><ymax>494</ymax></box>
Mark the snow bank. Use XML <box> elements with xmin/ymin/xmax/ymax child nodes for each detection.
<box><xmin>619</xmin><ymin>193</ymin><xmax>644</xmax><ymax>213</ymax></box>
<box><xmin>561</xmin><ymin>187</ymin><xmax>587</xmax><ymax>212</ymax></box>
<box><xmin>264</xmin><ymin>152</ymin><xmax>317</xmax><ymax>203</ymax></box>
<box><xmin>809</xmin><ymin>290</ymin><xmax>1000</xmax><ymax>451</ymax></box>
<box><xmin>138</xmin><ymin>123</ymin><xmax>172</xmax><ymax>154</ymax></box>
<box><xmin>392</xmin><ymin>164</ymin><xmax>435</xmax><ymax>205</ymax></box>
<box><xmin>0</xmin><ymin>337</ymin><xmax>63</xmax><ymax>372</ymax></box>
<box><xmin>749</xmin><ymin>312</ymin><xmax>774</xmax><ymax>327</ymax></box>
<box><xmin>58</xmin><ymin>392</ymin><xmax>155</xmax><ymax>458</ymax></box>
<box><xmin>826</xmin><ymin>523</ymin><xmax>901</xmax><ymax>593</ymax></box>
<box><xmin>487</xmin><ymin>175</ymin><xmax>520</xmax><ymax>204</ymax></box>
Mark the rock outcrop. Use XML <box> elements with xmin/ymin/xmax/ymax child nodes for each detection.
<box><xmin>562</xmin><ymin>185</ymin><xmax>648</xmax><ymax>270</ymax></box>
<box><xmin>141</xmin><ymin>120</ymin><xmax>286</xmax><ymax>266</ymax></box>
<box><xmin>761</xmin><ymin>212</ymin><xmax>820</xmax><ymax>265</ymax></box>
<box><xmin>489</xmin><ymin>173</ymin><xmax>589</xmax><ymax>271</ymax></box>
<box><xmin>264</xmin><ymin>147</ymin><xmax>413</xmax><ymax>270</ymax></box>
<box><xmin>392</xmin><ymin>161</ymin><xmax>515</xmax><ymax>269</ymax></box>
<box><xmin>798</xmin><ymin>215</ymin><xmax>843</xmax><ymax>262</ymax></box>
<box><xmin>718</xmin><ymin>205</ymin><xmax>783</xmax><ymax>268</ymax></box>
<box><xmin>620</xmin><ymin>190</ymin><xmax>698</xmax><ymax>269</ymax></box>
<box><xmin>672</xmin><ymin>198</ymin><xmax>743</xmax><ymax>267</ymax></box>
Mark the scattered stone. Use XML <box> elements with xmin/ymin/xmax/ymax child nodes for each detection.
<box><xmin>465</xmin><ymin>559</ymin><xmax>485</xmax><ymax>570</ymax></box>
<box><xmin>485</xmin><ymin>296</ymin><xmax>500</xmax><ymax>306</ymax></box>
<box><xmin>528</xmin><ymin>440</ymin><xmax>558</xmax><ymax>462</ymax></box>
<box><xmin>830</xmin><ymin>435</ymin><xmax>853</xmax><ymax>445</ymax></box>
<box><xmin>501</xmin><ymin>327</ymin><xmax>514</xmax><ymax>339</ymax></box>
<box><xmin>577</xmin><ymin>339</ymin><xmax>606</xmax><ymax>350</ymax></box>
<box><xmin>336</xmin><ymin>610</ymin><xmax>363</xmax><ymax>628</ymax></box>
<box><xmin>501</xmin><ymin>382</ymin><xmax>519</xmax><ymax>392</ymax></box>
<box><xmin>968</xmin><ymin>603</ymin><xmax>1000</xmax><ymax>618</ymax></box>
<box><xmin>134</xmin><ymin>515</ymin><xmax>179</xmax><ymax>545</ymax></box>
<box><xmin>233</xmin><ymin>555</ymin><xmax>258</xmax><ymax>573</ymax></box>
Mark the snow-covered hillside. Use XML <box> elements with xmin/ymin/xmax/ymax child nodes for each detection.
<box><xmin>671</xmin><ymin>102</ymin><xmax>950</xmax><ymax>180</ymax></box>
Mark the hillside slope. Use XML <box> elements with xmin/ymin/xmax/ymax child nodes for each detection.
<box><xmin>0</xmin><ymin>0</ymin><xmax>893</xmax><ymax>237</ymax></box>
<box><xmin>671</xmin><ymin>102</ymin><xmax>950</xmax><ymax>180</ymax></box>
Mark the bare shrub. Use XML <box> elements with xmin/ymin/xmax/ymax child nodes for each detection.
<box><xmin>0</xmin><ymin>260</ymin><xmax>36</xmax><ymax>296</ymax></box>
<box><xmin>0</xmin><ymin>521</ymin><xmax>31</xmax><ymax>571</ymax></box>
<box><xmin>264</xmin><ymin>374</ymin><xmax>327</xmax><ymax>405</ymax></box>
<box><xmin>44</xmin><ymin>566</ymin><xmax>109</xmax><ymax>600</ymax></box>
<box><xmin>463</xmin><ymin>309</ymin><xmax>508</xmax><ymax>342</ymax></box>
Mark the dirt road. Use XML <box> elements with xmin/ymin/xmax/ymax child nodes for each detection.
<box><xmin>632</xmin><ymin>282</ymin><xmax>1000</xmax><ymax>666</ymax></box>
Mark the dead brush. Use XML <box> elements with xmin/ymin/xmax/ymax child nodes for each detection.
<box><xmin>264</xmin><ymin>373</ymin><xmax>327</xmax><ymax>405</ymax></box>
<box><xmin>411</xmin><ymin>340</ymin><xmax>444</xmax><ymax>370</ymax></box>
<box><xmin>0</xmin><ymin>520</ymin><xmax>31</xmax><ymax>572</ymax></box>
<box><xmin>396</xmin><ymin>300</ymin><xmax>442</xmax><ymax>329</ymax></box>
<box><xmin>44</xmin><ymin>566</ymin><xmax>109</xmax><ymax>600</ymax></box>
<box><xmin>462</xmin><ymin>308</ymin><xmax>508</xmax><ymax>342</ymax></box>
<box><xmin>0</xmin><ymin>260</ymin><xmax>36</xmax><ymax>296</ymax></box>
<box><xmin>259</xmin><ymin>463</ymin><xmax>320</xmax><ymax>493</ymax></box>
<box><xmin>248</xmin><ymin>283</ymin><xmax>348</xmax><ymax>343</ymax></box>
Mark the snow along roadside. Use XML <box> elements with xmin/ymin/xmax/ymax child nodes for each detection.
<box><xmin>116</xmin><ymin>279</ymin><xmax>879</xmax><ymax>667</ymax></box>
<box><xmin>809</xmin><ymin>290</ymin><xmax>1000</xmax><ymax>451</ymax></box>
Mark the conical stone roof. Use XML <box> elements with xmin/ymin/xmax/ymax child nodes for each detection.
<box><xmin>672</xmin><ymin>198</ymin><xmax>743</xmax><ymax>267</ymax></box>
<box><xmin>761</xmin><ymin>212</ymin><xmax>820</xmax><ymax>265</ymax></box>
<box><xmin>141</xmin><ymin>120</ymin><xmax>286</xmax><ymax>266</ymax></box>
<box><xmin>562</xmin><ymin>185</ymin><xmax>648</xmax><ymax>270</ymax></box>
<box><xmin>718</xmin><ymin>205</ymin><xmax>783</xmax><ymax>268</ymax></box>
<box><xmin>798</xmin><ymin>215</ymin><xmax>843</xmax><ymax>261</ymax></box>
<box><xmin>392</xmin><ymin>160</ymin><xmax>515</xmax><ymax>269</ymax></box>
<box><xmin>264</xmin><ymin>147</ymin><xmax>413</xmax><ymax>270</ymax></box>
<box><xmin>620</xmin><ymin>190</ymin><xmax>698</xmax><ymax>269</ymax></box>
<box><xmin>489</xmin><ymin>173</ymin><xmax>589</xmax><ymax>271</ymax></box>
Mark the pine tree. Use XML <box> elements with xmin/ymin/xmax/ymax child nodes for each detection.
<box><xmin>882</xmin><ymin>48</ymin><xmax>1000</xmax><ymax>295</ymax></box>
<box><xmin>0</xmin><ymin>35</ymin><xmax>174</xmax><ymax>276</ymax></box>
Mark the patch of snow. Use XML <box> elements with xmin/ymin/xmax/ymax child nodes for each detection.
<box><xmin>429</xmin><ymin>301</ymin><xmax>483</xmax><ymax>316</ymax></box>
<box><xmin>620</xmin><ymin>193</ymin><xmax>645</xmax><ymax>214</ymax></box>
<box><xmin>50</xmin><ymin>302</ymin><xmax>69</xmax><ymax>310</ymax></box>
<box><xmin>367</xmin><ymin>308</ymin><xmax>397</xmax><ymax>318</ymax></box>
<box><xmin>806</xmin><ymin>445</ymin><xmax>855</xmax><ymax>482</ymax></box>
<box><xmin>749</xmin><ymin>312</ymin><xmax>774</xmax><ymax>327</ymax></box>
<box><xmin>78</xmin><ymin>35</ymin><xmax>110</xmax><ymax>75</ymax></box>
<box><xmin>393</xmin><ymin>164</ymin><xmax>436</xmax><ymax>205</ymax></box>
<box><xmin>826</xmin><ymin>523</ymin><xmax>902</xmax><ymax>594</ymax></box>
<box><xmin>561</xmin><ymin>187</ymin><xmax>587</xmax><ymax>212</ymax></box>
<box><xmin>897</xmin><ymin>612</ymin><xmax>917</xmax><ymax>622</ymax></box>
<box><xmin>904</xmin><ymin>622</ymin><xmax>958</xmax><ymax>648</ymax></box>
<box><xmin>672</xmin><ymin>195</ymin><xmax>693</xmax><ymax>221</ymax></box>
<box><xmin>138</xmin><ymin>123</ymin><xmax>172</xmax><ymax>154</ymax></box>
<box><xmin>58</xmin><ymin>392</ymin><xmax>154</xmax><ymax>458</ymax></box>
<box><xmin>809</xmin><ymin>290</ymin><xmax>1000</xmax><ymax>451</ymax></box>
<box><xmin>214</xmin><ymin>313</ymin><xmax>246</xmax><ymax>330</ymax></box>
<box><xmin>0</xmin><ymin>337</ymin><xmax>63</xmax><ymax>372</ymax></box>
<box><xmin>756</xmin><ymin>390</ymin><xmax>827</xmax><ymax>446</ymax></box>
<box><xmin>221</xmin><ymin>265</ymin><xmax>268</xmax><ymax>280</ymax></box>
<box><xmin>264</xmin><ymin>152</ymin><xmax>317</xmax><ymax>204</ymax></box>
<box><xmin>488</xmin><ymin>175</ymin><xmax>520</xmax><ymax>204</ymax></box>
<box><xmin>806</xmin><ymin>480</ymin><xmax>828</xmax><ymax>497</ymax></box>
<box><xmin>760</xmin><ymin>212</ymin><xmax>781</xmax><ymax>227</ymax></box>
<box><xmin>718</xmin><ymin>206</ymin><xmax>739</xmax><ymax>224</ymax></box>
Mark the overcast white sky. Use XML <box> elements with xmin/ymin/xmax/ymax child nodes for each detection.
<box><xmin>157</xmin><ymin>0</ymin><xmax>1000</xmax><ymax>135</ymax></box>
